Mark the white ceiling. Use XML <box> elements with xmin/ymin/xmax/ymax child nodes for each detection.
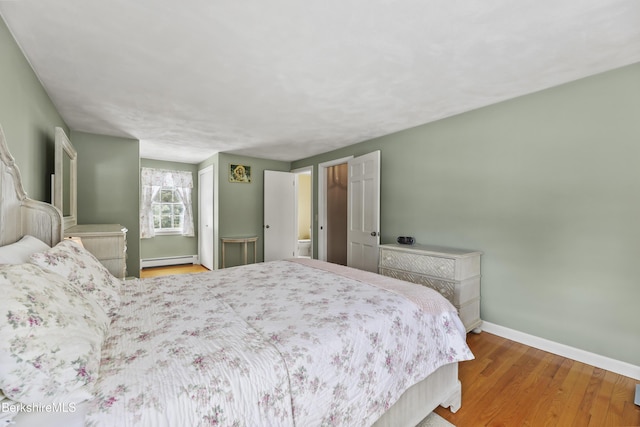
<box><xmin>2</xmin><ymin>1</ymin><xmax>639</xmax><ymax>164</ymax></box>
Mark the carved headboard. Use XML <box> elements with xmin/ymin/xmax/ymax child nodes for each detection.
<box><xmin>0</xmin><ymin>125</ymin><xmax>63</xmax><ymax>247</ymax></box>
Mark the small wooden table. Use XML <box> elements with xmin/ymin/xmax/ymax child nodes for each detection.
<box><xmin>220</xmin><ymin>236</ymin><xmax>258</xmax><ymax>268</ymax></box>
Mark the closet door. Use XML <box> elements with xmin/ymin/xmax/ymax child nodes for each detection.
<box><xmin>198</xmin><ymin>166</ymin><xmax>214</xmax><ymax>270</ymax></box>
<box><xmin>264</xmin><ymin>170</ymin><xmax>296</xmax><ymax>262</ymax></box>
<box><xmin>347</xmin><ymin>150</ymin><xmax>380</xmax><ymax>272</ymax></box>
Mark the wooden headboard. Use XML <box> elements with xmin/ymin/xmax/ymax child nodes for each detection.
<box><xmin>0</xmin><ymin>125</ymin><xmax>63</xmax><ymax>247</ymax></box>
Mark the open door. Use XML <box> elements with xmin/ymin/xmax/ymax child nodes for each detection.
<box><xmin>264</xmin><ymin>170</ymin><xmax>297</xmax><ymax>261</ymax></box>
<box><xmin>198</xmin><ymin>166</ymin><xmax>214</xmax><ymax>270</ymax></box>
<box><xmin>347</xmin><ymin>151</ymin><xmax>380</xmax><ymax>272</ymax></box>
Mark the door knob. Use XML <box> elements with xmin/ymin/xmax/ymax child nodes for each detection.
<box><xmin>371</xmin><ymin>231</ymin><xmax>377</xmax><ymax>236</ymax></box>
<box><xmin>265</xmin><ymin>225</ymin><xmax>270</xmax><ymax>229</ymax></box>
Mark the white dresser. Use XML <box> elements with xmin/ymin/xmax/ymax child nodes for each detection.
<box><xmin>64</xmin><ymin>224</ymin><xmax>128</xmax><ymax>279</ymax></box>
<box><xmin>378</xmin><ymin>244</ymin><xmax>482</xmax><ymax>333</ymax></box>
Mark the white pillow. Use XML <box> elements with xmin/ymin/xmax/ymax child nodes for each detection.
<box><xmin>0</xmin><ymin>235</ymin><xmax>50</xmax><ymax>265</ymax></box>
<box><xmin>0</xmin><ymin>263</ymin><xmax>108</xmax><ymax>405</ymax></box>
<box><xmin>29</xmin><ymin>240</ymin><xmax>122</xmax><ymax>317</ymax></box>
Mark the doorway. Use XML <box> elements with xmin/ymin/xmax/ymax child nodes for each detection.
<box><xmin>294</xmin><ymin>167</ymin><xmax>313</xmax><ymax>258</ymax></box>
<box><xmin>263</xmin><ymin>167</ymin><xmax>314</xmax><ymax>261</ymax></box>
<box><xmin>318</xmin><ymin>151</ymin><xmax>380</xmax><ymax>272</ymax></box>
<box><xmin>326</xmin><ymin>163</ymin><xmax>348</xmax><ymax>265</ymax></box>
<box><xmin>318</xmin><ymin>156</ymin><xmax>353</xmax><ymax>262</ymax></box>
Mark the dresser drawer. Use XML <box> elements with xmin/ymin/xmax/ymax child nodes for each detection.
<box><xmin>379</xmin><ymin>245</ymin><xmax>481</xmax><ymax>281</ymax></box>
<box><xmin>64</xmin><ymin>224</ymin><xmax>128</xmax><ymax>279</ymax></box>
<box><xmin>379</xmin><ymin>267</ymin><xmax>480</xmax><ymax>306</ymax></box>
<box><xmin>378</xmin><ymin>243</ymin><xmax>483</xmax><ymax>333</ymax></box>
<box><xmin>80</xmin><ymin>236</ymin><xmax>125</xmax><ymax>260</ymax></box>
<box><xmin>379</xmin><ymin>249</ymin><xmax>456</xmax><ymax>279</ymax></box>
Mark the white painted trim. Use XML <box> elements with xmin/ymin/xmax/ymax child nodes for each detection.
<box><xmin>140</xmin><ymin>255</ymin><xmax>198</xmax><ymax>268</ymax></box>
<box><xmin>291</xmin><ymin>166</ymin><xmax>313</xmax><ymax>174</ymax></box>
<box><xmin>482</xmin><ymin>321</ymin><xmax>640</xmax><ymax>381</ymax></box>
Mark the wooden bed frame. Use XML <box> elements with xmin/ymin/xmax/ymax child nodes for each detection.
<box><xmin>0</xmin><ymin>125</ymin><xmax>461</xmax><ymax>426</ymax></box>
<box><xmin>0</xmin><ymin>127</ymin><xmax>62</xmax><ymax>248</ymax></box>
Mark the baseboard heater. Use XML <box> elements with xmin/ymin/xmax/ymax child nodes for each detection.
<box><xmin>140</xmin><ymin>255</ymin><xmax>198</xmax><ymax>269</ymax></box>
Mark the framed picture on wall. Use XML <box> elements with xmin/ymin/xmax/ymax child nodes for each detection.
<box><xmin>229</xmin><ymin>164</ymin><xmax>251</xmax><ymax>183</ymax></box>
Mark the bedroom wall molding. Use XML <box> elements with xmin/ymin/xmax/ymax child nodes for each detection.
<box><xmin>482</xmin><ymin>322</ymin><xmax>640</xmax><ymax>381</ymax></box>
<box><xmin>140</xmin><ymin>255</ymin><xmax>198</xmax><ymax>268</ymax></box>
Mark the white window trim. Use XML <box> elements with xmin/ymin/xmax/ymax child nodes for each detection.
<box><xmin>140</xmin><ymin>167</ymin><xmax>195</xmax><ymax>239</ymax></box>
<box><xmin>153</xmin><ymin>228</ymin><xmax>183</xmax><ymax>236</ymax></box>
<box><xmin>152</xmin><ymin>187</ymin><xmax>185</xmax><ymax>233</ymax></box>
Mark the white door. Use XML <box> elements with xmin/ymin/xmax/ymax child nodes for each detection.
<box><xmin>264</xmin><ymin>170</ymin><xmax>297</xmax><ymax>261</ymax></box>
<box><xmin>198</xmin><ymin>166</ymin><xmax>214</xmax><ymax>270</ymax></box>
<box><xmin>347</xmin><ymin>151</ymin><xmax>380</xmax><ymax>272</ymax></box>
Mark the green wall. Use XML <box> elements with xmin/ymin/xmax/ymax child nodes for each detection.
<box><xmin>1</xmin><ymin>17</ymin><xmax>142</xmax><ymax>278</ymax></box>
<box><xmin>140</xmin><ymin>158</ymin><xmax>199</xmax><ymax>260</ymax></box>
<box><xmin>292</xmin><ymin>62</ymin><xmax>640</xmax><ymax>367</ymax></box>
<box><xmin>0</xmin><ymin>17</ymin><xmax>68</xmax><ymax>201</ymax></box>
<box><xmin>71</xmin><ymin>131</ymin><xmax>141</xmax><ymax>277</ymax></box>
<box><xmin>4</xmin><ymin>10</ymin><xmax>638</xmax><ymax>366</ymax></box>
<box><xmin>199</xmin><ymin>152</ymin><xmax>290</xmax><ymax>268</ymax></box>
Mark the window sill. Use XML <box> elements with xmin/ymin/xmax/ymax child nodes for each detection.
<box><xmin>154</xmin><ymin>230</ymin><xmax>183</xmax><ymax>236</ymax></box>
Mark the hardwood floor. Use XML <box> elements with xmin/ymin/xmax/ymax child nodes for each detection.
<box><xmin>139</xmin><ymin>263</ymin><xmax>209</xmax><ymax>278</ymax></box>
<box><xmin>435</xmin><ymin>332</ymin><xmax>640</xmax><ymax>427</ymax></box>
<box><xmin>141</xmin><ymin>264</ymin><xmax>639</xmax><ymax>427</ymax></box>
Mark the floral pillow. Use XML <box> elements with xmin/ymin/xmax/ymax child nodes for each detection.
<box><xmin>30</xmin><ymin>240</ymin><xmax>122</xmax><ymax>317</ymax></box>
<box><xmin>0</xmin><ymin>263</ymin><xmax>108</xmax><ymax>405</ymax></box>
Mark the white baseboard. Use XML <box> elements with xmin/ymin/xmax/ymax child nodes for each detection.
<box><xmin>482</xmin><ymin>321</ymin><xmax>640</xmax><ymax>381</ymax></box>
<box><xmin>140</xmin><ymin>255</ymin><xmax>198</xmax><ymax>268</ymax></box>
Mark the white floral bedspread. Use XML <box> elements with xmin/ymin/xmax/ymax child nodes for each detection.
<box><xmin>86</xmin><ymin>260</ymin><xmax>473</xmax><ymax>427</ymax></box>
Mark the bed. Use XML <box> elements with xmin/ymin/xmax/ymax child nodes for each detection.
<box><xmin>0</xmin><ymin>126</ymin><xmax>473</xmax><ymax>426</ymax></box>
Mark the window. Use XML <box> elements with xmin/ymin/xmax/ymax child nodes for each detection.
<box><xmin>152</xmin><ymin>188</ymin><xmax>185</xmax><ymax>233</ymax></box>
<box><xmin>140</xmin><ymin>168</ymin><xmax>194</xmax><ymax>239</ymax></box>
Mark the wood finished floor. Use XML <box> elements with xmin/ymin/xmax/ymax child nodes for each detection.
<box><xmin>141</xmin><ymin>264</ymin><xmax>640</xmax><ymax>427</ymax></box>
<box><xmin>139</xmin><ymin>263</ymin><xmax>209</xmax><ymax>278</ymax></box>
<box><xmin>435</xmin><ymin>332</ymin><xmax>640</xmax><ymax>427</ymax></box>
